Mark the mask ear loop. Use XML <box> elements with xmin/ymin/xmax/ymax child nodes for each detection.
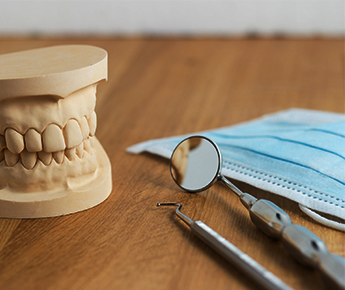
<box><xmin>299</xmin><ymin>204</ymin><xmax>345</xmax><ymax>232</ymax></box>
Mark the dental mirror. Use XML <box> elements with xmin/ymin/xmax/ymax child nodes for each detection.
<box><xmin>170</xmin><ymin>136</ymin><xmax>221</xmax><ymax>192</ymax></box>
<box><xmin>170</xmin><ymin>135</ymin><xmax>251</xmax><ymax>205</ymax></box>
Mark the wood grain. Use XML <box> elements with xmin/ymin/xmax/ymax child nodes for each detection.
<box><xmin>0</xmin><ymin>38</ymin><xmax>344</xmax><ymax>290</ymax></box>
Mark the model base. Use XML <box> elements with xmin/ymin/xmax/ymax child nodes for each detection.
<box><xmin>0</xmin><ymin>138</ymin><xmax>112</xmax><ymax>218</ymax></box>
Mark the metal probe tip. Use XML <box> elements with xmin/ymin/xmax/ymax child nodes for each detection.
<box><xmin>156</xmin><ymin>202</ymin><xmax>193</xmax><ymax>226</ymax></box>
<box><xmin>157</xmin><ymin>202</ymin><xmax>181</xmax><ymax>207</ymax></box>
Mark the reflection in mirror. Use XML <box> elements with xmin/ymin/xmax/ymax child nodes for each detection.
<box><xmin>170</xmin><ymin>136</ymin><xmax>221</xmax><ymax>192</ymax></box>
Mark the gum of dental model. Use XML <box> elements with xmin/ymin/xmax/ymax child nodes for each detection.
<box><xmin>0</xmin><ymin>45</ymin><xmax>112</xmax><ymax>218</ymax></box>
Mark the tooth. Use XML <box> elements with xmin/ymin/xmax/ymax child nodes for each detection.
<box><xmin>76</xmin><ymin>143</ymin><xmax>84</xmax><ymax>158</ymax></box>
<box><xmin>5</xmin><ymin>128</ymin><xmax>24</xmax><ymax>154</ymax></box>
<box><xmin>65</xmin><ymin>148</ymin><xmax>76</xmax><ymax>161</ymax></box>
<box><xmin>89</xmin><ymin>112</ymin><xmax>97</xmax><ymax>136</ymax></box>
<box><xmin>90</xmin><ymin>136</ymin><xmax>96</xmax><ymax>148</ymax></box>
<box><xmin>21</xmin><ymin>150</ymin><xmax>37</xmax><ymax>170</ymax></box>
<box><xmin>53</xmin><ymin>151</ymin><xmax>64</xmax><ymax>164</ymax></box>
<box><xmin>38</xmin><ymin>151</ymin><xmax>52</xmax><ymax>166</ymax></box>
<box><xmin>64</xmin><ymin>119</ymin><xmax>83</xmax><ymax>149</ymax></box>
<box><xmin>80</xmin><ymin>117</ymin><xmax>90</xmax><ymax>140</ymax></box>
<box><xmin>84</xmin><ymin>139</ymin><xmax>93</xmax><ymax>154</ymax></box>
<box><xmin>25</xmin><ymin>129</ymin><xmax>42</xmax><ymax>152</ymax></box>
<box><xmin>42</xmin><ymin>124</ymin><xmax>66</xmax><ymax>152</ymax></box>
<box><xmin>0</xmin><ymin>135</ymin><xmax>5</xmax><ymax>150</ymax></box>
<box><xmin>0</xmin><ymin>150</ymin><xmax>4</xmax><ymax>162</ymax></box>
<box><xmin>4</xmin><ymin>149</ymin><xmax>19</xmax><ymax>166</ymax></box>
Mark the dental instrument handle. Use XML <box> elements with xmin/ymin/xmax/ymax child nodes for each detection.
<box><xmin>191</xmin><ymin>220</ymin><xmax>293</xmax><ymax>290</ymax></box>
<box><xmin>157</xmin><ymin>203</ymin><xmax>292</xmax><ymax>290</ymax></box>
<box><xmin>220</xmin><ymin>175</ymin><xmax>345</xmax><ymax>290</ymax></box>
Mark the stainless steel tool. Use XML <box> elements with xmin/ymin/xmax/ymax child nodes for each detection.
<box><xmin>157</xmin><ymin>202</ymin><xmax>293</xmax><ymax>290</ymax></box>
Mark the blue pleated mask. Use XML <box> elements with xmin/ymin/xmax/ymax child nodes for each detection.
<box><xmin>127</xmin><ymin>109</ymin><xmax>345</xmax><ymax>231</ymax></box>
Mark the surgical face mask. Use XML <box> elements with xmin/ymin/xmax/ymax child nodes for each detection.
<box><xmin>127</xmin><ymin>109</ymin><xmax>345</xmax><ymax>231</ymax></box>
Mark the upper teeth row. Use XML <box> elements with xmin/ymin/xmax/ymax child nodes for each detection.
<box><xmin>0</xmin><ymin>112</ymin><xmax>97</xmax><ymax>155</ymax></box>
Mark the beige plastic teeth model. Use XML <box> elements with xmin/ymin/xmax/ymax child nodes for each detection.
<box><xmin>0</xmin><ymin>45</ymin><xmax>113</xmax><ymax>218</ymax></box>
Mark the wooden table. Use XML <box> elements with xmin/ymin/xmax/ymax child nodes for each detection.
<box><xmin>0</xmin><ymin>38</ymin><xmax>344</xmax><ymax>290</ymax></box>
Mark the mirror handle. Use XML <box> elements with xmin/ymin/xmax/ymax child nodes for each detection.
<box><xmin>249</xmin><ymin>199</ymin><xmax>345</xmax><ymax>290</ymax></box>
<box><xmin>220</xmin><ymin>177</ymin><xmax>345</xmax><ymax>290</ymax></box>
<box><xmin>219</xmin><ymin>175</ymin><xmax>257</xmax><ymax>209</ymax></box>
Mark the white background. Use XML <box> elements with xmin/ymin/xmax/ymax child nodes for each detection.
<box><xmin>0</xmin><ymin>0</ymin><xmax>344</xmax><ymax>36</ymax></box>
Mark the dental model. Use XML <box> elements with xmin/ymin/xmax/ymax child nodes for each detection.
<box><xmin>0</xmin><ymin>45</ymin><xmax>112</xmax><ymax>218</ymax></box>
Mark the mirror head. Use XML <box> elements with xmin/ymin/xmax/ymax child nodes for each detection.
<box><xmin>170</xmin><ymin>136</ymin><xmax>222</xmax><ymax>192</ymax></box>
